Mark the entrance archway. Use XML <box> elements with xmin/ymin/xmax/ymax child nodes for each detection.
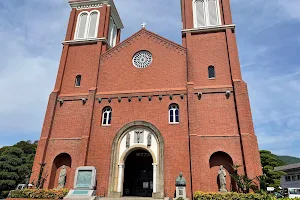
<box><xmin>108</xmin><ymin>121</ymin><xmax>164</xmax><ymax>199</ymax></box>
<box><xmin>123</xmin><ymin>149</ymin><xmax>153</xmax><ymax>197</ymax></box>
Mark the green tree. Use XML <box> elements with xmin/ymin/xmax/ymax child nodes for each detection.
<box><xmin>0</xmin><ymin>141</ymin><xmax>37</xmax><ymax>198</ymax></box>
<box><xmin>260</xmin><ymin>150</ymin><xmax>286</xmax><ymax>188</ymax></box>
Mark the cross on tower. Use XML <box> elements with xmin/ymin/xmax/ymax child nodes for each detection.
<box><xmin>141</xmin><ymin>22</ymin><xmax>147</xmax><ymax>29</ymax></box>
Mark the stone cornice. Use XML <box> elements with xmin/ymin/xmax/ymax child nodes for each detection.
<box><xmin>62</xmin><ymin>37</ymin><xmax>107</xmax><ymax>45</ymax></box>
<box><xmin>69</xmin><ymin>0</ymin><xmax>124</xmax><ymax>29</ymax></box>
<box><xmin>182</xmin><ymin>24</ymin><xmax>236</xmax><ymax>34</ymax></box>
<box><xmin>101</xmin><ymin>29</ymin><xmax>186</xmax><ymax>61</ymax></box>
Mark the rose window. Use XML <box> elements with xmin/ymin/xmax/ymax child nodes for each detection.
<box><xmin>132</xmin><ymin>50</ymin><xmax>153</xmax><ymax>68</ymax></box>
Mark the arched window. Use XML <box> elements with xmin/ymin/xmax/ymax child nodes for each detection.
<box><xmin>75</xmin><ymin>75</ymin><xmax>81</xmax><ymax>87</ymax></box>
<box><xmin>102</xmin><ymin>107</ymin><xmax>112</xmax><ymax>126</ymax></box>
<box><xmin>208</xmin><ymin>66</ymin><xmax>215</xmax><ymax>79</ymax></box>
<box><xmin>75</xmin><ymin>11</ymin><xmax>100</xmax><ymax>40</ymax></box>
<box><xmin>75</xmin><ymin>12</ymin><xmax>89</xmax><ymax>39</ymax></box>
<box><xmin>169</xmin><ymin>104</ymin><xmax>179</xmax><ymax>124</ymax></box>
<box><xmin>193</xmin><ymin>0</ymin><xmax>221</xmax><ymax>28</ymax></box>
<box><xmin>88</xmin><ymin>11</ymin><xmax>100</xmax><ymax>38</ymax></box>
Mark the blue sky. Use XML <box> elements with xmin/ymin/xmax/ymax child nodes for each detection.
<box><xmin>0</xmin><ymin>0</ymin><xmax>299</xmax><ymax>157</ymax></box>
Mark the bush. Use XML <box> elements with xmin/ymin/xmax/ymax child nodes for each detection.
<box><xmin>0</xmin><ymin>190</ymin><xmax>10</xmax><ymax>198</ymax></box>
<box><xmin>9</xmin><ymin>189</ymin><xmax>69</xmax><ymax>199</ymax></box>
<box><xmin>194</xmin><ymin>191</ymin><xmax>300</xmax><ymax>200</ymax></box>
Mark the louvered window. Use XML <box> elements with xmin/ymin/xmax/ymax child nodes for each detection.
<box><xmin>75</xmin><ymin>10</ymin><xmax>100</xmax><ymax>40</ymax></box>
<box><xmin>88</xmin><ymin>11</ymin><xmax>99</xmax><ymax>38</ymax></box>
<box><xmin>193</xmin><ymin>0</ymin><xmax>221</xmax><ymax>28</ymax></box>
<box><xmin>76</xmin><ymin>12</ymin><xmax>89</xmax><ymax>39</ymax></box>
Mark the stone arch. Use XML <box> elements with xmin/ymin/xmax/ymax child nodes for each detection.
<box><xmin>108</xmin><ymin>121</ymin><xmax>164</xmax><ymax>198</ymax></box>
<box><xmin>209</xmin><ymin>151</ymin><xmax>236</xmax><ymax>192</ymax></box>
<box><xmin>119</xmin><ymin>145</ymin><xmax>157</xmax><ymax>165</ymax></box>
<box><xmin>49</xmin><ymin>153</ymin><xmax>72</xmax><ymax>189</ymax></box>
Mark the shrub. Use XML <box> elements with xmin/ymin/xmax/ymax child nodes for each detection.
<box><xmin>9</xmin><ymin>189</ymin><xmax>69</xmax><ymax>199</ymax></box>
<box><xmin>194</xmin><ymin>191</ymin><xmax>300</xmax><ymax>200</ymax></box>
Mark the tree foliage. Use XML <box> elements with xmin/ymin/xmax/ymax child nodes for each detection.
<box><xmin>260</xmin><ymin>150</ymin><xmax>286</xmax><ymax>188</ymax></box>
<box><xmin>276</xmin><ymin>155</ymin><xmax>300</xmax><ymax>165</ymax></box>
<box><xmin>0</xmin><ymin>140</ymin><xmax>37</xmax><ymax>198</ymax></box>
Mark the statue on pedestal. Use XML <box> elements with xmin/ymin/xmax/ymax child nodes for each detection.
<box><xmin>175</xmin><ymin>172</ymin><xmax>186</xmax><ymax>186</ymax></box>
<box><xmin>58</xmin><ymin>165</ymin><xmax>67</xmax><ymax>189</ymax></box>
<box><xmin>218</xmin><ymin>165</ymin><xmax>227</xmax><ymax>192</ymax></box>
<box><xmin>174</xmin><ymin>172</ymin><xmax>187</xmax><ymax>200</ymax></box>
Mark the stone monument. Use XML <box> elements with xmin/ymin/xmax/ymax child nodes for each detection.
<box><xmin>64</xmin><ymin>166</ymin><xmax>97</xmax><ymax>200</ymax></box>
<box><xmin>218</xmin><ymin>165</ymin><xmax>227</xmax><ymax>193</ymax></box>
<box><xmin>174</xmin><ymin>172</ymin><xmax>187</xmax><ymax>200</ymax></box>
<box><xmin>58</xmin><ymin>165</ymin><xmax>67</xmax><ymax>189</ymax></box>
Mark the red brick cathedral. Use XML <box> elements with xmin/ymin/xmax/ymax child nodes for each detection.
<box><xmin>31</xmin><ymin>0</ymin><xmax>262</xmax><ymax>198</ymax></box>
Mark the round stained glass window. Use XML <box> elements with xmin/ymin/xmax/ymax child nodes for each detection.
<box><xmin>132</xmin><ymin>50</ymin><xmax>153</xmax><ymax>68</ymax></box>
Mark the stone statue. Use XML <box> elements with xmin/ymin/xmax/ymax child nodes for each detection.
<box><xmin>218</xmin><ymin>165</ymin><xmax>227</xmax><ymax>192</ymax></box>
<box><xmin>175</xmin><ymin>172</ymin><xmax>186</xmax><ymax>186</ymax></box>
<box><xmin>58</xmin><ymin>165</ymin><xmax>67</xmax><ymax>189</ymax></box>
<box><xmin>147</xmin><ymin>133</ymin><xmax>152</xmax><ymax>147</ymax></box>
<box><xmin>126</xmin><ymin>134</ymin><xmax>130</xmax><ymax>148</ymax></box>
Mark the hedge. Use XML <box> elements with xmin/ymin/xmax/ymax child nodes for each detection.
<box><xmin>194</xmin><ymin>191</ymin><xmax>300</xmax><ymax>200</ymax></box>
<box><xmin>8</xmin><ymin>189</ymin><xmax>69</xmax><ymax>199</ymax></box>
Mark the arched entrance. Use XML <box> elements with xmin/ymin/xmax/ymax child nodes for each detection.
<box><xmin>123</xmin><ymin>149</ymin><xmax>153</xmax><ymax>197</ymax></box>
<box><xmin>108</xmin><ymin>121</ymin><xmax>164</xmax><ymax>199</ymax></box>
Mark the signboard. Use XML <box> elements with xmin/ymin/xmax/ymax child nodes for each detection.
<box><xmin>76</xmin><ymin>170</ymin><xmax>93</xmax><ymax>188</ymax></box>
<box><xmin>267</xmin><ymin>187</ymin><xmax>275</xmax><ymax>192</ymax></box>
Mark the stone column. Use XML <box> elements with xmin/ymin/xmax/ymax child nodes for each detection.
<box><xmin>117</xmin><ymin>164</ymin><xmax>124</xmax><ymax>193</ymax></box>
<box><xmin>153</xmin><ymin>163</ymin><xmax>157</xmax><ymax>193</ymax></box>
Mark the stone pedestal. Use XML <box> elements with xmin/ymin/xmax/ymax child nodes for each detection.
<box><xmin>219</xmin><ymin>188</ymin><xmax>227</xmax><ymax>193</ymax></box>
<box><xmin>174</xmin><ymin>186</ymin><xmax>187</xmax><ymax>200</ymax></box>
<box><xmin>64</xmin><ymin>166</ymin><xmax>97</xmax><ymax>200</ymax></box>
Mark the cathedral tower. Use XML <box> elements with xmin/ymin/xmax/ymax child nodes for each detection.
<box><xmin>30</xmin><ymin>0</ymin><xmax>262</xmax><ymax>197</ymax></box>
<box><xmin>181</xmin><ymin>0</ymin><xmax>262</xmax><ymax>192</ymax></box>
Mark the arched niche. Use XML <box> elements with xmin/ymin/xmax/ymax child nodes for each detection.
<box><xmin>108</xmin><ymin>121</ymin><xmax>164</xmax><ymax>199</ymax></box>
<box><xmin>209</xmin><ymin>151</ymin><xmax>236</xmax><ymax>192</ymax></box>
<box><xmin>49</xmin><ymin>153</ymin><xmax>72</xmax><ymax>189</ymax></box>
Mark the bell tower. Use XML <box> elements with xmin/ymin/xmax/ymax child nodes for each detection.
<box><xmin>181</xmin><ymin>0</ymin><xmax>262</xmax><ymax>192</ymax></box>
<box><xmin>30</xmin><ymin>0</ymin><xmax>124</xmax><ymax>189</ymax></box>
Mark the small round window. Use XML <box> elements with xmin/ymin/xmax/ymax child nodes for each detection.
<box><xmin>132</xmin><ymin>50</ymin><xmax>153</xmax><ymax>68</ymax></box>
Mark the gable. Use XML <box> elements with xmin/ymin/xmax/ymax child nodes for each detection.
<box><xmin>98</xmin><ymin>29</ymin><xmax>187</xmax><ymax>93</ymax></box>
<box><xmin>101</xmin><ymin>29</ymin><xmax>186</xmax><ymax>61</ymax></box>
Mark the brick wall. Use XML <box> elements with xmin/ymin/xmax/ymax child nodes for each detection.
<box><xmin>30</xmin><ymin>0</ymin><xmax>262</xmax><ymax>198</ymax></box>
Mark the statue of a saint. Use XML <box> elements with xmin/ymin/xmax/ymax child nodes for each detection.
<box><xmin>58</xmin><ymin>165</ymin><xmax>67</xmax><ymax>189</ymax></box>
<box><xmin>175</xmin><ymin>172</ymin><xmax>186</xmax><ymax>186</ymax></box>
<box><xmin>126</xmin><ymin>134</ymin><xmax>130</xmax><ymax>148</ymax></box>
<box><xmin>147</xmin><ymin>133</ymin><xmax>152</xmax><ymax>147</ymax></box>
<box><xmin>218</xmin><ymin>165</ymin><xmax>227</xmax><ymax>192</ymax></box>
<box><xmin>137</xmin><ymin>132</ymin><xmax>141</xmax><ymax>143</ymax></box>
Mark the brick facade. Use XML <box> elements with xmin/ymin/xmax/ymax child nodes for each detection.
<box><xmin>30</xmin><ymin>0</ymin><xmax>262</xmax><ymax>198</ymax></box>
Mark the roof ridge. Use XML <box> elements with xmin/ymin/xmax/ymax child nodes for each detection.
<box><xmin>142</xmin><ymin>29</ymin><xmax>186</xmax><ymax>51</ymax></box>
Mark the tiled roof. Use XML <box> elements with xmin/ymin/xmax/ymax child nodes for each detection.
<box><xmin>274</xmin><ymin>163</ymin><xmax>300</xmax><ymax>171</ymax></box>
